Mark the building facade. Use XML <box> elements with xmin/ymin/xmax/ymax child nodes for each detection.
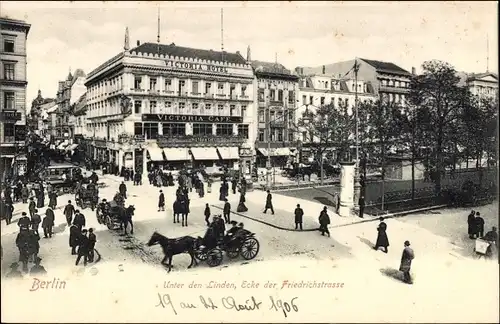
<box><xmin>84</xmin><ymin>35</ymin><xmax>255</xmax><ymax>176</ymax></box>
<box><xmin>0</xmin><ymin>17</ymin><xmax>30</xmax><ymax>180</ymax></box>
<box><xmin>54</xmin><ymin>69</ymin><xmax>86</xmax><ymax>141</ymax></box>
<box><xmin>458</xmin><ymin>72</ymin><xmax>498</xmax><ymax>100</ymax></box>
<box><xmin>250</xmin><ymin>58</ymin><xmax>299</xmax><ymax>168</ymax></box>
<box><xmin>29</xmin><ymin>89</ymin><xmax>55</xmax><ymax>133</ymax></box>
<box><xmin>299</xmin><ymin>58</ymin><xmax>412</xmax><ymax>107</ymax></box>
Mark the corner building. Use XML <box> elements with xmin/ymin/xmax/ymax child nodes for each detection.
<box><xmin>84</xmin><ymin>41</ymin><xmax>255</xmax><ymax>176</ymax></box>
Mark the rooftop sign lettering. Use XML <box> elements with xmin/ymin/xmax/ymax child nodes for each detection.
<box><xmin>165</xmin><ymin>60</ymin><xmax>229</xmax><ymax>74</ymax></box>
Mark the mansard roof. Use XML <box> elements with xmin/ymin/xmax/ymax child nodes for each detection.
<box><xmin>359</xmin><ymin>58</ymin><xmax>411</xmax><ymax>75</ymax></box>
<box><xmin>131</xmin><ymin>42</ymin><xmax>247</xmax><ymax>65</ymax></box>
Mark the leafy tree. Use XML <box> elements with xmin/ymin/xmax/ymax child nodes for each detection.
<box><xmin>296</xmin><ymin>103</ymin><xmax>351</xmax><ymax>184</ymax></box>
<box><xmin>408</xmin><ymin>60</ymin><xmax>466</xmax><ymax>195</ymax></box>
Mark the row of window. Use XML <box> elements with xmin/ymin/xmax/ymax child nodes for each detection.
<box><xmin>301</xmin><ymin>95</ymin><xmax>356</xmax><ymax>107</ymax></box>
<box><xmin>132</xmin><ymin>123</ymin><xmax>249</xmax><ymax>139</ymax></box>
<box><xmin>132</xmin><ymin>100</ymin><xmax>247</xmax><ymax>116</ymax></box>
<box><xmin>257</xmin><ymin>89</ymin><xmax>295</xmax><ymax>103</ymax></box>
<box><xmin>257</xmin><ymin>128</ymin><xmax>294</xmax><ymax>142</ymax></box>
<box><xmin>381</xmin><ymin>79</ymin><xmax>409</xmax><ymax>88</ymax></box>
<box><xmin>257</xmin><ymin>109</ymin><xmax>294</xmax><ymax>124</ymax></box>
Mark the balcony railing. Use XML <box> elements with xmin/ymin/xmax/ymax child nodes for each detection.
<box><xmin>215</xmin><ymin>93</ymin><xmax>227</xmax><ymax>98</ymax></box>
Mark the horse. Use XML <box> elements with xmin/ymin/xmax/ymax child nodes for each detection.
<box><xmin>146</xmin><ymin>232</ymin><xmax>198</xmax><ymax>272</ymax></box>
<box><xmin>118</xmin><ymin>205</ymin><xmax>135</xmax><ymax>235</ymax></box>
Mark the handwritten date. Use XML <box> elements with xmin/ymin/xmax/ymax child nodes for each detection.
<box><xmin>156</xmin><ymin>293</ymin><xmax>299</xmax><ymax>317</ymax></box>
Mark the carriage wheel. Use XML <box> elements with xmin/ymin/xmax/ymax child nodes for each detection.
<box><xmin>105</xmin><ymin>216</ymin><xmax>114</xmax><ymax>230</ymax></box>
<box><xmin>226</xmin><ymin>245</ymin><xmax>240</xmax><ymax>259</ymax></box>
<box><xmin>240</xmin><ymin>238</ymin><xmax>259</xmax><ymax>260</ymax></box>
<box><xmin>206</xmin><ymin>248</ymin><xmax>223</xmax><ymax>267</ymax></box>
<box><xmin>195</xmin><ymin>248</ymin><xmax>208</xmax><ymax>261</ymax></box>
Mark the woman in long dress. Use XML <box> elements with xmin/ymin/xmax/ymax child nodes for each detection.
<box><xmin>236</xmin><ymin>192</ymin><xmax>248</xmax><ymax>212</ymax></box>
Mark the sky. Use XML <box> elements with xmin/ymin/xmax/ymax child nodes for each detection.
<box><xmin>2</xmin><ymin>1</ymin><xmax>498</xmax><ymax>106</ymax></box>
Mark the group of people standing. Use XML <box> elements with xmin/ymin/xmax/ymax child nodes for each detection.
<box><xmin>64</xmin><ymin>200</ymin><xmax>97</xmax><ymax>266</ymax></box>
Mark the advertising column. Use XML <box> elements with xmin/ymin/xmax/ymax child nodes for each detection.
<box><xmin>338</xmin><ymin>161</ymin><xmax>355</xmax><ymax>217</ymax></box>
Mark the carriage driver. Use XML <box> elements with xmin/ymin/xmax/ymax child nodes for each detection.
<box><xmin>113</xmin><ymin>191</ymin><xmax>125</xmax><ymax>207</ymax></box>
<box><xmin>98</xmin><ymin>199</ymin><xmax>108</xmax><ymax>213</ymax></box>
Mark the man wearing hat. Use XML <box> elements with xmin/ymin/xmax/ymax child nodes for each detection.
<box><xmin>15</xmin><ymin>228</ymin><xmax>31</xmax><ymax>272</ymax></box>
<box><xmin>88</xmin><ymin>228</ymin><xmax>97</xmax><ymax>263</ymax></box>
<box><xmin>6</xmin><ymin>262</ymin><xmax>23</xmax><ymax>278</ymax></box>
<box><xmin>30</xmin><ymin>257</ymin><xmax>47</xmax><ymax>276</ymax></box>
<box><xmin>17</xmin><ymin>212</ymin><xmax>31</xmax><ymax>230</ymax></box>
<box><xmin>73</xmin><ymin>210</ymin><xmax>86</xmax><ymax>231</ymax></box>
<box><xmin>64</xmin><ymin>200</ymin><xmax>75</xmax><ymax>226</ymax></box>
<box><xmin>43</xmin><ymin>207</ymin><xmax>55</xmax><ymax>238</ymax></box>
<box><xmin>76</xmin><ymin>229</ymin><xmax>90</xmax><ymax>266</ymax></box>
<box><xmin>28</xmin><ymin>197</ymin><xmax>36</xmax><ymax>218</ymax></box>
<box><xmin>399</xmin><ymin>240</ymin><xmax>415</xmax><ymax>284</ymax></box>
<box><xmin>31</xmin><ymin>209</ymin><xmax>41</xmax><ymax>235</ymax></box>
<box><xmin>223</xmin><ymin>199</ymin><xmax>231</xmax><ymax>224</ymax></box>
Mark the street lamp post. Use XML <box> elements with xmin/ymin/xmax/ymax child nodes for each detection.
<box><xmin>353</xmin><ymin>60</ymin><xmax>361</xmax><ymax>209</ymax></box>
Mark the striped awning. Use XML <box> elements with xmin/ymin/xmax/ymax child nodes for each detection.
<box><xmin>163</xmin><ymin>148</ymin><xmax>189</xmax><ymax>161</ymax></box>
<box><xmin>147</xmin><ymin>143</ymin><xmax>165</xmax><ymax>161</ymax></box>
<box><xmin>217</xmin><ymin>147</ymin><xmax>239</xmax><ymax>160</ymax></box>
<box><xmin>190</xmin><ymin>147</ymin><xmax>219</xmax><ymax>160</ymax></box>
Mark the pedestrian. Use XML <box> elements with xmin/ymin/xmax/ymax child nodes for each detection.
<box><xmin>207</xmin><ymin>177</ymin><xmax>212</xmax><ymax>194</ymax></box>
<box><xmin>16</xmin><ymin>228</ymin><xmax>31</xmax><ymax>272</ymax></box>
<box><xmin>130</xmin><ymin>169</ymin><xmax>134</xmax><ymax>183</ymax></box>
<box><xmin>29</xmin><ymin>197</ymin><xmax>36</xmax><ymax>217</ymax></box>
<box><xmin>119</xmin><ymin>181</ymin><xmax>127</xmax><ymax>199</ymax></box>
<box><xmin>21</xmin><ymin>184</ymin><xmax>29</xmax><ymax>203</ymax></box>
<box><xmin>43</xmin><ymin>207</ymin><xmax>55</xmax><ymax>238</ymax></box>
<box><xmin>334</xmin><ymin>193</ymin><xmax>340</xmax><ymax>214</ymax></box>
<box><xmin>237</xmin><ymin>192</ymin><xmax>248</xmax><ymax>212</ymax></box>
<box><xmin>64</xmin><ymin>200</ymin><xmax>75</xmax><ymax>226</ymax></box>
<box><xmin>69</xmin><ymin>224</ymin><xmax>79</xmax><ymax>255</ymax></box>
<box><xmin>156</xmin><ymin>173</ymin><xmax>162</xmax><ymax>188</ymax></box>
<box><xmin>294</xmin><ymin>204</ymin><xmax>304</xmax><ymax>230</ymax></box>
<box><xmin>31</xmin><ymin>209</ymin><xmax>41</xmax><ymax>235</ymax></box>
<box><xmin>73</xmin><ymin>210</ymin><xmax>86</xmax><ymax>231</ymax></box>
<box><xmin>30</xmin><ymin>257</ymin><xmax>47</xmax><ymax>276</ymax></box>
<box><xmin>318</xmin><ymin>206</ymin><xmax>331</xmax><ymax>237</ymax></box>
<box><xmin>199</xmin><ymin>180</ymin><xmax>205</xmax><ymax>198</ymax></box>
<box><xmin>467</xmin><ymin>210</ymin><xmax>476</xmax><ymax>239</ymax></box>
<box><xmin>204</xmin><ymin>203</ymin><xmax>211</xmax><ymax>226</ymax></box>
<box><xmin>223</xmin><ymin>199</ymin><xmax>231</xmax><ymax>224</ymax></box>
<box><xmin>158</xmin><ymin>190</ymin><xmax>165</xmax><ymax>212</ymax></box>
<box><xmin>36</xmin><ymin>186</ymin><xmax>45</xmax><ymax>208</ymax></box>
<box><xmin>17</xmin><ymin>211</ymin><xmax>30</xmax><ymax>230</ymax></box>
<box><xmin>28</xmin><ymin>229</ymin><xmax>40</xmax><ymax>264</ymax></box>
<box><xmin>231</xmin><ymin>178</ymin><xmax>237</xmax><ymax>194</ymax></box>
<box><xmin>263</xmin><ymin>190</ymin><xmax>274</xmax><ymax>215</ymax></box>
<box><xmin>358</xmin><ymin>195</ymin><xmax>365</xmax><ymax>218</ymax></box>
<box><xmin>88</xmin><ymin>228</ymin><xmax>97</xmax><ymax>262</ymax></box>
<box><xmin>475</xmin><ymin>212</ymin><xmax>485</xmax><ymax>238</ymax></box>
<box><xmin>187</xmin><ymin>176</ymin><xmax>193</xmax><ymax>193</ymax></box>
<box><xmin>48</xmin><ymin>191</ymin><xmax>57</xmax><ymax>209</ymax></box>
<box><xmin>75</xmin><ymin>229</ymin><xmax>90</xmax><ymax>266</ymax></box>
<box><xmin>399</xmin><ymin>240</ymin><xmax>415</xmax><ymax>284</ymax></box>
<box><xmin>4</xmin><ymin>201</ymin><xmax>13</xmax><ymax>225</ymax></box>
<box><xmin>374</xmin><ymin>217</ymin><xmax>389</xmax><ymax>253</ymax></box>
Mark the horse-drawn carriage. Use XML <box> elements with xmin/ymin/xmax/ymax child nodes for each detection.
<box><xmin>75</xmin><ymin>183</ymin><xmax>98</xmax><ymax>210</ymax></box>
<box><xmin>42</xmin><ymin>164</ymin><xmax>80</xmax><ymax>195</ymax></box>
<box><xmin>195</xmin><ymin>228</ymin><xmax>260</xmax><ymax>267</ymax></box>
<box><xmin>96</xmin><ymin>200</ymin><xmax>135</xmax><ymax>233</ymax></box>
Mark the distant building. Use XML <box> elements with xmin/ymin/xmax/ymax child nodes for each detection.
<box><xmin>54</xmin><ymin>68</ymin><xmax>86</xmax><ymax>141</ymax></box>
<box><xmin>69</xmin><ymin>93</ymin><xmax>87</xmax><ymax>140</ymax></box>
<box><xmin>83</xmin><ymin>31</ymin><xmax>255</xmax><ymax>176</ymax></box>
<box><xmin>250</xmin><ymin>55</ymin><xmax>299</xmax><ymax>168</ymax></box>
<box><xmin>297</xmin><ymin>58</ymin><xmax>412</xmax><ymax>107</ymax></box>
<box><xmin>29</xmin><ymin>89</ymin><xmax>55</xmax><ymax>132</ymax></box>
<box><xmin>0</xmin><ymin>17</ymin><xmax>31</xmax><ymax>180</ymax></box>
<box><xmin>457</xmin><ymin>71</ymin><xmax>498</xmax><ymax>99</ymax></box>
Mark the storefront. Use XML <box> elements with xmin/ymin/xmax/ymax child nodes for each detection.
<box><xmin>256</xmin><ymin>147</ymin><xmax>295</xmax><ymax>168</ymax></box>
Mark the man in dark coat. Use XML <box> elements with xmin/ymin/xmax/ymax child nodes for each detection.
<box><xmin>219</xmin><ymin>183</ymin><xmax>226</xmax><ymax>201</ymax></box>
<box><xmin>158</xmin><ymin>190</ymin><xmax>165</xmax><ymax>212</ymax></box>
<box><xmin>17</xmin><ymin>211</ymin><xmax>30</xmax><ymax>230</ymax></box>
<box><xmin>75</xmin><ymin>229</ymin><xmax>90</xmax><ymax>266</ymax></box>
<box><xmin>358</xmin><ymin>195</ymin><xmax>365</xmax><ymax>218</ymax></box>
<box><xmin>223</xmin><ymin>199</ymin><xmax>231</xmax><ymax>224</ymax></box>
<box><xmin>73</xmin><ymin>210</ymin><xmax>86</xmax><ymax>231</ymax></box>
<box><xmin>399</xmin><ymin>240</ymin><xmax>415</xmax><ymax>284</ymax></box>
<box><xmin>294</xmin><ymin>204</ymin><xmax>304</xmax><ymax>230</ymax></box>
<box><xmin>231</xmin><ymin>178</ymin><xmax>237</xmax><ymax>195</ymax></box>
<box><xmin>29</xmin><ymin>197</ymin><xmax>36</xmax><ymax>218</ymax></box>
<box><xmin>173</xmin><ymin>199</ymin><xmax>180</xmax><ymax>223</ymax></box>
<box><xmin>475</xmin><ymin>212</ymin><xmax>485</xmax><ymax>238</ymax></box>
<box><xmin>36</xmin><ymin>187</ymin><xmax>44</xmax><ymax>208</ymax></box>
<box><xmin>31</xmin><ymin>209</ymin><xmax>41</xmax><ymax>235</ymax></box>
<box><xmin>467</xmin><ymin>210</ymin><xmax>476</xmax><ymax>239</ymax></box>
<box><xmin>4</xmin><ymin>201</ymin><xmax>13</xmax><ymax>225</ymax></box>
<box><xmin>21</xmin><ymin>185</ymin><xmax>29</xmax><ymax>203</ymax></box>
<box><xmin>16</xmin><ymin>228</ymin><xmax>31</xmax><ymax>272</ymax></box>
<box><xmin>88</xmin><ymin>228</ymin><xmax>97</xmax><ymax>262</ymax></box>
<box><xmin>374</xmin><ymin>217</ymin><xmax>389</xmax><ymax>253</ymax></box>
<box><xmin>28</xmin><ymin>229</ymin><xmax>40</xmax><ymax>264</ymax></box>
<box><xmin>64</xmin><ymin>200</ymin><xmax>75</xmax><ymax>226</ymax></box>
<box><xmin>43</xmin><ymin>207</ymin><xmax>55</xmax><ymax>238</ymax></box>
<box><xmin>318</xmin><ymin>206</ymin><xmax>331</xmax><ymax>237</ymax></box>
<box><xmin>30</xmin><ymin>257</ymin><xmax>47</xmax><ymax>276</ymax></box>
<box><xmin>69</xmin><ymin>224</ymin><xmax>80</xmax><ymax>255</ymax></box>
<box><xmin>119</xmin><ymin>181</ymin><xmax>127</xmax><ymax>199</ymax></box>
<box><xmin>204</xmin><ymin>203</ymin><xmax>211</xmax><ymax>226</ymax></box>
<box><xmin>263</xmin><ymin>190</ymin><xmax>274</xmax><ymax>215</ymax></box>
<box><xmin>48</xmin><ymin>191</ymin><xmax>57</xmax><ymax>209</ymax></box>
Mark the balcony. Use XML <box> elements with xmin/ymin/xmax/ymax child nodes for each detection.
<box><xmin>229</xmin><ymin>93</ymin><xmax>238</xmax><ymax>100</ymax></box>
<box><xmin>178</xmin><ymin>91</ymin><xmax>189</xmax><ymax>97</ymax></box>
<box><xmin>270</xmin><ymin>120</ymin><xmax>286</xmax><ymax>127</ymax></box>
<box><xmin>162</xmin><ymin>89</ymin><xmax>175</xmax><ymax>95</ymax></box>
<box><xmin>239</xmin><ymin>95</ymin><xmax>250</xmax><ymax>100</ymax></box>
<box><xmin>148</xmin><ymin>89</ymin><xmax>161</xmax><ymax>95</ymax></box>
<box><xmin>190</xmin><ymin>92</ymin><xmax>202</xmax><ymax>97</ymax></box>
<box><xmin>215</xmin><ymin>93</ymin><xmax>227</xmax><ymax>99</ymax></box>
<box><xmin>130</xmin><ymin>88</ymin><xmax>146</xmax><ymax>94</ymax></box>
<box><xmin>204</xmin><ymin>93</ymin><xmax>215</xmax><ymax>98</ymax></box>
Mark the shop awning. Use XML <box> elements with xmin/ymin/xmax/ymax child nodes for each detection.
<box><xmin>217</xmin><ymin>147</ymin><xmax>240</xmax><ymax>160</ymax></box>
<box><xmin>190</xmin><ymin>147</ymin><xmax>219</xmax><ymax>160</ymax></box>
<box><xmin>163</xmin><ymin>148</ymin><xmax>189</xmax><ymax>161</ymax></box>
<box><xmin>257</xmin><ymin>147</ymin><xmax>291</xmax><ymax>157</ymax></box>
<box><xmin>147</xmin><ymin>144</ymin><xmax>165</xmax><ymax>161</ymax></box>
<box><xmin>66</xmin><ymin>144</ymin><xmax>78</xmax><ymax>151</ymax></box>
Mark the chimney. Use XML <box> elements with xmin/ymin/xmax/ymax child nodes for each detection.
<box><xmin>322</xmin><ymin>65</ymin><xmax>326</xmax><ymax>74</ymax></box>
<box><xmin>295</xmin><ymin>67</ymin><xmax>301</xmax><ymax>75</ymax></box>
<box><xmin>247</xmin><ymin>45</ymin><xmax>251</xmax><ymax>61</ymax></box>
<box><xmin>236</xmin><ymin>50</ymin><xmax>240</xmax><ymax>56</ymax></box>
<box><xmin>301</xmin><ymin>67</ymin><xmax>304</xmax><ymax>75</ymax></box>
<box><xmin>137</xmin><ymin>40</ymin><xmax>140</xmax><ymax>46</ymax></box>
<box><xmin>411</xmin><ymin>67</ymin><xmax>416</xmax><ymax>75</ymax></box>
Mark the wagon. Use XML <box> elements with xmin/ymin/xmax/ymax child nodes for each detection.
<box><xmin>195</xmin><ymin>232</ymin><xmax>260</xmax><ymax>267</ymax></box>
<box><xmin>474</xmin><ymin>238</ymin><xmax>491</xmax><ymax>259</ymax></box>
<box><xmin>75</xmin><ymin>184</ymin><xmax>98</xmax><ymax>210</ymax></box>
<box><xmin>96</xmin><ymin>201</ymin><xmax>124</xmax><ymax>230</ymax></box>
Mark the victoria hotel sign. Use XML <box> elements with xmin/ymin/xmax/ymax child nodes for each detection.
<box><xmin>165</xmin><ymin>60</ymin><xmax>229</xmax><ymax>74</ymax></box>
